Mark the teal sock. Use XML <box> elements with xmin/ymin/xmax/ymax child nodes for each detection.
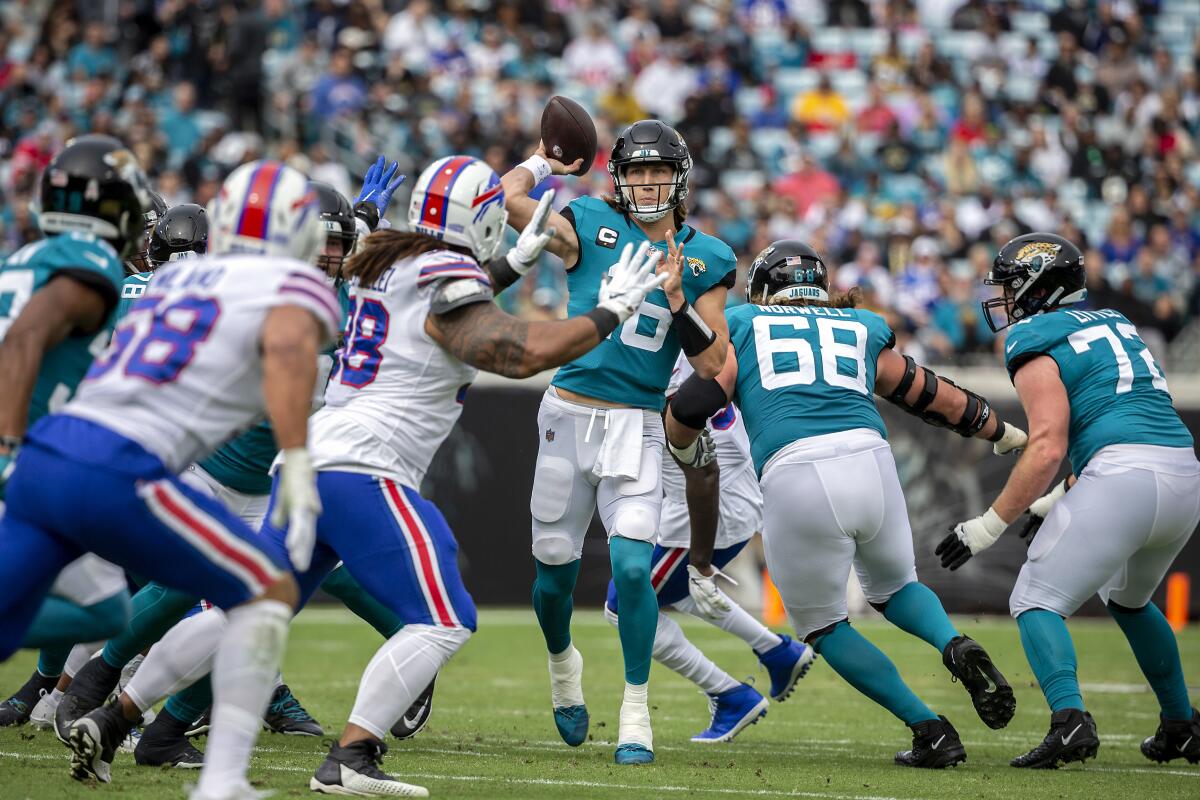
<box><xmin>164</xmin><ymin>674</ymin><xmax>212</xmax><ymax>724</ymax></box>
<box><xmin>882</xmin><ymin>582</ymin><xmax>960</xmax><ymax>652</ymax></box>
<box><xmin>811</xmin><ymin>621</ymin><xmax>938</xmax><ymax>725</ymax></box>
<box><xmin>1017</xmin><ymin>609</ymin><xmax>1085</xmax><ymax>712</ymax></box>
<box><xmin>609</xmin><ymin>536</ymin><xmax>656</xmax><ymax>686</ymax></box>
<box><xmin>22</xmin><ymin>591</ymin><xmax>131</xmax><ymax>649</ymax></box>
<box><xmin>532</xmin><ymin>559</ymin><xmax>580</xmax><ymax>655</ymax></box>
<box><xmin>1108</xmin><ymin>602</ymin><xmax>1192</xmax><ymax>720</ymax></box>
<box><xmin>321</xmin><ymin>566</ymin><xmax>403</xmax><ymax>638</ymax></box>
<box><xmin>102</xmin><ymin>582</ymin><xmax>198</xmax><ymax>669</ymax></box>
<box><xmin>37</xmin><ymin>644</ymin><xmax>73</xmax><ymax>677</ymax></box>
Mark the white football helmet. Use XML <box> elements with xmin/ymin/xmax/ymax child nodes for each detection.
<box><xmin>408</xmin><ymin>156</ymin><xmax>508</xmax><ymax>262</ymax></box>
<box><xmin>206</xmin><ymin>160</ymin><xmax>324</xmax><ymax>264</ymax></box>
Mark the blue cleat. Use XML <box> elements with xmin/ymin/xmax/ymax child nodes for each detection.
<box><xmin>553</xmin><ymin>704</ymin><xmax>589</xmax><ymax>747</ymax></box>
<box><xmin>691</xmin><ymin>683</ymin><xmax>769</xmax><ymax>743</ymax></box>
<box><xmin>757</xmin><ymin>635</ymin><xmax>815</xmax><ymax>701</ymax></box>
<box><xmin>614</xmin><ymin>743</ymin><xmax>654</xmax><ymax>764</ymax></box>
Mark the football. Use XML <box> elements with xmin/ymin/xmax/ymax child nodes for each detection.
<box><xmin>539</xmin><ymin>95</ymin><xmax>598</xmax><ymax>176</ymax></box>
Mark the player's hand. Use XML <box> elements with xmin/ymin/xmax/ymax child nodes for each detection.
<box><xmin>598</xmin><ymin>242</ymin><xmax>668</xmax><ymax>323</ymax></box>
<box><xmin>1018</xmin><ymin>478</ymin><xmax>1068</xmax><ymax>547</ymax></box>
<box><xmin>687</xmin><ymin>564</ymin><xmax>735</xmax><ymax>619</ymax></box>
<box><xmin>355</xmin><ymin>156</ymin><xmax>406</xmax><ymax>217</ymax></box>
<box><xmin>668</xmin><ymin>428</ymin><xmax>716</xmax><ymax>469</ymax></box>
<box><xmin>935</xmin><ymin>508</ymin><xmax>1009</xmax><ymax>570</ymax></box>
<box><xmin>992</xmin><ymin>421</ymin><xmax>1028</xmax><ymax>455</ymax></box>
<box><xmin>660</xmin><ymin>229</ymin><xmax>685</xmax><ymax>307</ymax></box>
<box><xmin>534</xmin><ymin>141</ymin><xmax>583</xmax><ymax>176</ymax></box>
<box><xmin>271</xmin><ymin>448</ymin><xmax>322</xmax><ymax>572</ymax></box>
<box><xmin>506</xmin><ymin>189</ymin><xmax>556</xmax><ymax>276</ymax></box>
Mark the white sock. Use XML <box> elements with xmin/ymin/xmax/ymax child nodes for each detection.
<box><xmin>64</xmin><ymin>642</ymin><xmax>102</xmax><ymax>679</ymax></box>
<box><xmin>195</xmin><ymin>600</ymin><xmax>291</xmax><ymax>796</ymax></box>
<box><xmin>124</xmin><ymin>610</ymin><xmax>226</xmax><ymax>713</ymax></box>
<box><xmin>618</xmin><ymin>681</ymin><xmax>652</xmax><ymax>750</ymax></box>
<box><xmin>548</xmin><ymin>644</ymin><xmax>585</xmax><ymax>708</ymax></box>
<box><xmin>673</xmin><ymin>595</ymin><xmax>783</xmax><ymax>654</ymax></box>
<box><xmin>605</xmin><ymin>604</ymin><xmax>739</xmax><ymax>696</ymax></box>
<box><xmin>347</xmin><ymin>624</ymin><xmax>470</xmax><ymax>738</ymax></box>
<box><xmin>48</xmin><ymin>688</ymin><xmax>64</xmax><ymax>702</ymax></box>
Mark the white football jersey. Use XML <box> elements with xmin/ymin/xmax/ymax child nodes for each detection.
<box><xmin>65</xmin><ymin>255</ymin><xmax>341</xmax><ymax>472</ymax></box>
<box><xmin>661</xmin><ymin>353</ymin><xmax>755</xmax><ymax>504</ymax></box>
<box><xmin>308</xmin><ymin>249</ymin><xmax>487</xmax><ymax>488</ymax></box>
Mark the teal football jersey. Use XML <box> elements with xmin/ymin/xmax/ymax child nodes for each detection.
<box><xmin>0</xmin><ymin>232</ymin><xmax>124</xmax><ymax>425</ymax></box>
<box><xmin>1004</xmin><ymin>308</ymin><xmax>1193</xmax><ymax>475</ymax></box>
<box><xmin>551</xmin><ymin>197</ymin><xmax>736</xmax><ymax>411</ymax></box>
<box><xmin>198</xmin><ymin>422</ymin><xmax>277</xmax><ymax>495</ymax></box>
<box><xmin>728</xmin><ymin>304</ymin><xmax>895</xmax><ymax>476</ymax></box>
<box><xmin>116</xmin><ymin>271</ymin><xmax>154</xmax><ymax>319</ymax></box>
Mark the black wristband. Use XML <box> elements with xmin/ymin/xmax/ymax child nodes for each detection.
<box><xmin>353</xmin><ymin>200</ymin><xmax>381</xmax><ymax>232</ymax></box>
<box><xmin>584</xmin><ymin>307</ymin><xmax>620</xmax><ymax>339</ymax></box>
<box><xmin>986</xmin><ymin>419</ymin><xmax>1006</xmax><ymax>443</ymax></box>
<box><xmin>486</xmin><ymin>254</ymin><xmax>523</xmax><ymax>292</ymax></box>
<box><xmin>671</xmin><ymin>300</ymin><xmax>716</xmax><ymax>357</ymax></box>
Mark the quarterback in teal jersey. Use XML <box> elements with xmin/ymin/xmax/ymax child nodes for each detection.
<box><xmin>938</xmin><ymin>233</ymin><xmax>1200</xmax><ymax>769</ymax></box>
<box><xmin>666</xmin><ymin>240</ymin><xmax>1029</xmax><ymax>767</ymax></box>
<box><xmin>0</xmin><ymin>135</ymin><xmax>151</xmax><ymax>725</ymax></box>
<box><xmin>501</xmin><ymin>120</ymin><xmax>735</xmax><ymax>763</ymax></box>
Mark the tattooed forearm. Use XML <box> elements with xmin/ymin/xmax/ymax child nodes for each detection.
<box><xmin>426</xmin><ymin>301</ymin><xmax>603</xmax><ymax>379</ymax></box>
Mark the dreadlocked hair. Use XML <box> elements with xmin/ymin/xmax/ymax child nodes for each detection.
<box><xmin>343</xmin><ymin>230</ymin><xmax>467</xmax><ymax>287</ymax></box>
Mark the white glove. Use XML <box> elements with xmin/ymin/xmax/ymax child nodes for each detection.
<box><xmin>505</xmin><ymin>189</ymin><xmax>556</xmax><ymax>276</ymax></box>
<box><xmin>1029</xmin><ymin>478</ymin><xmax>1068</xmax><ymax>518</ymax></box>
<box><xmin>598</xmin><ymin>242</ymin><xmax>668</xmax><ymax>323</ymax></box>
<box><xmin>668</xmin><ymin>429</ymin><xmax>716</xmax><ymax>469</ymax></box>
<box><xmin>270</xmin><ymin>448</ymin><xmax>321</xmax><ymax>572</ymax></box>
<box><xmin>686</xmin><ymin>564</ymin><xmax>736</xmax><ymax>619</ymax></box>
<box><xmin>993</xmin><ymin>421</ymin><xmax>1028</xmax><ymax>455</ymax></box>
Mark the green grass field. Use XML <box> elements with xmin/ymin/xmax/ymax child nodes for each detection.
<box><xmin>1</xmin><ymin>608</ymin><xmax>1197</xmax><ymax>799</ymax></box>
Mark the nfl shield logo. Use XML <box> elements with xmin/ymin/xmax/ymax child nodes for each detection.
<box><xmin>545</xmin><ymin>429</ymin><xmax>555</xmax><ymax>442</ymax></box>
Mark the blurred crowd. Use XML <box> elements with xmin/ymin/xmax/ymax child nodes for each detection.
<box><xmin>2</xmin><ymin>0</ymin><xmax>1200</xmax><ymax>366</ymax></box>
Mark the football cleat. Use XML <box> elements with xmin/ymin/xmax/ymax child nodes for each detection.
<box><xmin>548</xmin><ymin>647</ymin><xmax>589</xmax><ymax>747</ymax></box>
<box><xmin>1010</xmin><ymin>708</ymin><xmax>1099</xmax><ymax>768</ymax></box>
<box><xmin>616</xmin><ymin>686</ymin><xmax>654</xmax><ymax>765</ymax></box>
<box><xmin>894</xmin><ymin>715</ymin><xmax>966</xmax><ymax>768</ymax></box>
<box><xmin>68</xmin><ymin>699</ymin><xmax>139</xmax><ymax>783</ymax></box>
<box><xmin>185</xmin><ymin>708</ymin><xmax>211</xmax><ymax>738</ymax></box>
<box><xmin>55</xmin><ymin>655</ymin><xmax>122</xmax><ymax>745</ymax></box>
<box><xmin>942</xmin><ymin>635</ymin><xmax>1016</xmax><ymax>729</ymax></box>
<box><xmin>263</xmin><ymin>683</ymin><xmax>323</xmax><ymax>736</ymax></box>
<box><xmin>30</xmin><ymin>688</ymin><xmax>62</xmax><ymax>730</ymax></box>
<box><xmin>757</xmin><ymin>635</ymin><xmax>815</xmax><ymax>701</ymax></box>
<box><xmin>691</xmin><ymin>683</ymin><xmax>768</xmax><ymax>743</ymax></box>
<box><xmin>1141</xmin><ymin>708</ymin><xmax>1200</xmax><ymax>764</ymax></box>
<box><xmin>614</xmin><ymin>743</ymin><xmax>654</xmax><ymax>765</ymax></box>
<box><xmin>391</xmin><ymin>676</ymin><xmax>435</xmax><ymax>740</ymax></box>
<box><xmin>136</xmin><ymin>710</ymin><xmax>204</xmax><ymax>769</ymax></box>
<box><xmin>310</xmin><ymin>739</ymin><xmax>429</xmax><ymax>797</ymax></box>
<box><xmin>0</xmin><ymin>670</ymin><xmax>58</xmax><ymax>727</ymax></box>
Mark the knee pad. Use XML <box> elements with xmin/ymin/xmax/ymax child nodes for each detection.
<box><xmin>532</xmin><ymin>535</ymin><xmax>576</xmax><ymax>566</ymax></box>
<box><xmin>609</xmin><ymin>506</ymin><xmax>657</xmax><ymax>544</ymax></box>
<box><xmin>804</xmin><ymin>618</ymin><xmax>849</xmax><ymax>651</ymax></box>
<box><xmin>530</xmin><ymin>456</ymin><xmax>574</xmax><ymax>525</ymax></box>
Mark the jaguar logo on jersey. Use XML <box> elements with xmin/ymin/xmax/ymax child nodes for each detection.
<box><xmin>596</xmin><ymin>227</ymin><xmax>618</xmax><ymax>248</ymax></box>
<box><xmin>686</xmin><ymin>256</ymin><xmax>706</xmax><ymax>276</ymax></box>
<box><xmin>1013</xmin><ymin>241</ymin><xmax>1061</xmax><ymax>272</ymax></box>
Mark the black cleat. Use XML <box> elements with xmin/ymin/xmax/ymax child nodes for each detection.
<box><xmin>134</xmin><ymin>708</ymin><xmax>203</xmax><ymax>769</ymax></box>
<box><xmin>311</xmin><ymin>739</ymin><xmax>429</xmax><ymax>796</ymax></box>
<box><xmin>942</xmin><ymin>635</ymin><xmax>1016</xmax><ymax>729</ymax></box>
<box><xmin>263</xmin><ymin>683</ymin><xmax>323</xmax><ymax>736</ymax></box>
<box><xmin>1141</xmin><ymin>707</ymin><xmax>1200</xmax><ymax>764</ymax></box>
<box><xmin>184</xmin><ymin>708</ymin><xmax>211</xmax><ymax>738</ymax></box>
<box><xmin>391</xmin><ymin>677</ymin><xmax>436</xmax><ymax>740</ymax></box>
<box><xmin>894</xmin><ymin>715</ymin><xmax>967</xmax><ymax>768</ymax></box>
<box><xmin>1011</xmin><ymin>708</ymin><xmax>1099</xmax><ymax>768</ymax></box>
<box><xmin>54</xmin><ymin>655</ymin><xmax>122</xmax><ymax>745</ymax></box>
<box><xmin>0</xmin><ymin>670</ymin><xmax>58</xmax><ymax>727</ymax></box>
<box><xmin>68</xmin><ymin>699</ymin><xmax>138</xmax><ymax>783</ymax></box>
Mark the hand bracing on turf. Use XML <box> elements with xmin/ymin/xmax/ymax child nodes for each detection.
<box><xmin>598</xmin><ymin>242</ymin><xmax>668</xmax><ymax>323</ymax></box>
<box><xmin>271</xmin><ymin>448</ymin><xmax>322</xmax><ymax>572</ymax></box>
<box><xmin>506</xmin><ymin>189</ymin><xmax>556</xmax><ymax>276</ymax></box>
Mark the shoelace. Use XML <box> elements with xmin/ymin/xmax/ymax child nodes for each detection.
<box><xmin>270</xmin><ymin>690</ymin><xmax>313</xmax><ymax>721</ymax></box>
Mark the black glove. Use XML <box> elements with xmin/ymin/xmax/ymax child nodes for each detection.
<box><xmin>1017</xmin><ymin>512</ymin><xmax>1044</xmax><ymax>547</ymax></box>
<box><xmin>935</xmin><ymin>529</ymin><xmax>973</xmax><ymax>571</ymax></box>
